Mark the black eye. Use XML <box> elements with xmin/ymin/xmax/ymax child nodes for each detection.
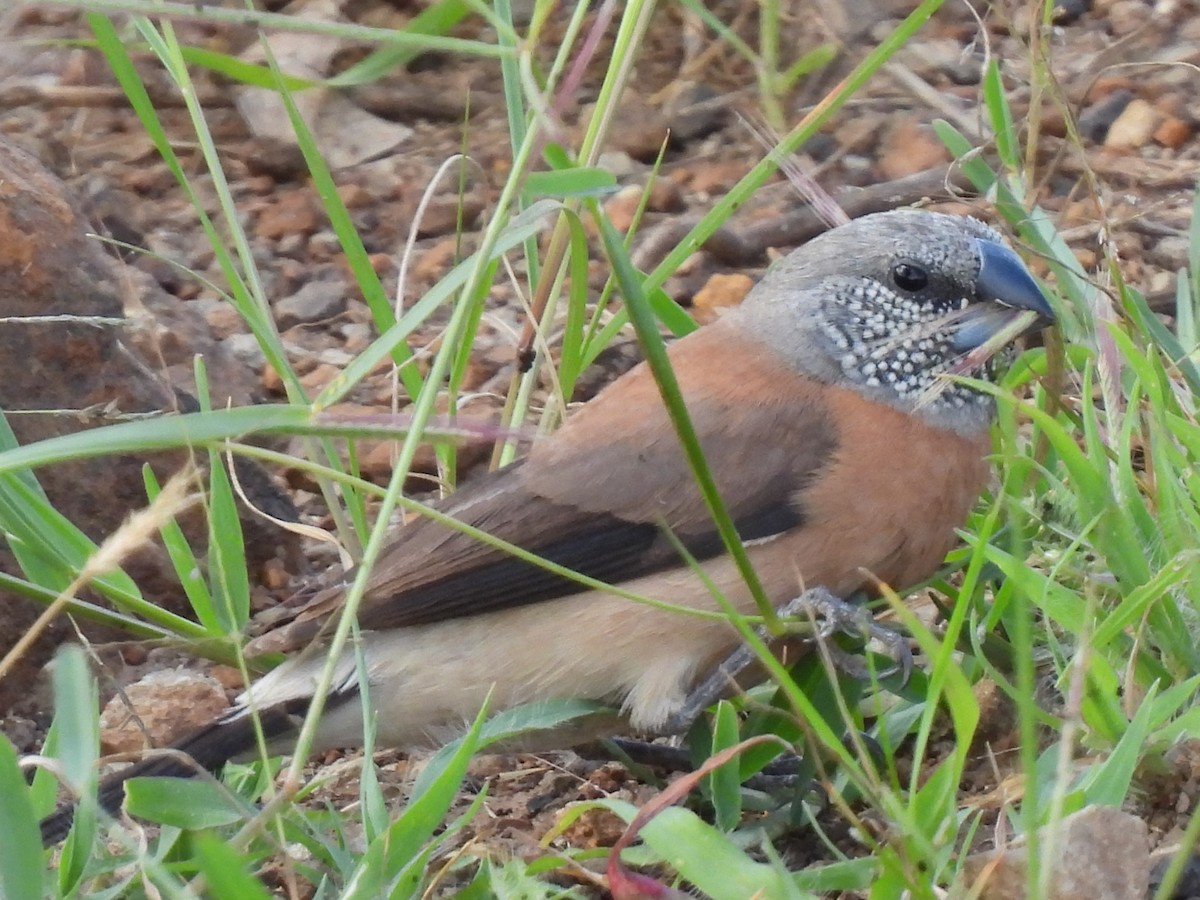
<box><xmin>891</xmin><ymin>261</ymin><xmax>928</xmax><ymax>292</ymax></box>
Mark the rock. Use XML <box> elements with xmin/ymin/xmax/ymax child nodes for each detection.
<box><xmin>691</xmin><ymin>273</ymin><xmax>754</xmax><ymax>324</ymax></box>
<box><xmin>274</xmin><ymin>277</ymin><xmax>348</xmax><ymax>329</ymax></box>
<box><xmin>1052</xmin><ymin>0</ymin><xmax>1092</xmax><ymax>25</ymax></box>
<box><xmin>1074</xmin><ymin>246</ymin><xmax>1098</xmax><ymax>270</ymax></box>
<box><xmin>664</xmin><ymin>82</ymin><xmax>726</xmax><ymax>146</ymax></box>
<box><xmin>835</xmin><ymin>116</ymin><xmax>882</xmax><ymax>153</ymax></box>
<box><xmin>78</xmin><ymin>185</ymin><xmax>147</xmax><ymax>261</ymax></box>
<box><xmin>317</xmin><ymin>347</ymin><xmax>354</xmax><ymax>367</ymax></box>
<box><xmin>308</xmin><ymin>230</ymin><xmax>343</xmax><ymax>261</ymax></box>
<box><xmin>240</xmin><ymin>138</ymin><xmax>309</xmax><ymax>182</ymax></box>
<box><xmin>599</xmin><ymin>93</ymin><xmax>670</xmax><ymax>162</ymax></box>
<box><xmin>410</xmin><ymin>191</ymin><xmax>486</xmax><ymax>239</ymax></box>
<box><xmin>677</xmin><ymin>159</ymin><xmax>752</xmax><ymax>198</ymax></box>
<box><xmin>1149</xmin><ymin>845</ymin><xmax>1200</xmax><ymax>900</ymax></box>
<box><xmin>255</xmin><ymin>189</ymin><xmax>321</xmax><ymax>241</ymax></box>
<box><xmin>1106</xmin><ymin>0</ymin><xmax>1151</xmax><ymax>35</ymax></box>
<box><xmin>299</xmin><ymin>362</ymin><xmax>341</xmax><ymax>392</ymax></box>
<box><xmin>604</xmin><ymin>185</ymin><xmax>646</xmax><ymax>233</ymax></box>
<box><xmin>99</xmin><ymin>668</ymin><xmax>230</xmax><ymax>754</ymax></box>
<box><xmin>1146</xmin><ymin>235</ymin><xmax>1189</xmax><ymax>273</ymax></box>
<box><xmin>0</xmin><ymin>139</ymin><xmax>300</xmax><ymax>715</ymax></box>
<box><xmin>208</xmin><ymin>664</ymin><xmax>248</xmax><ymax>692</ymax></box>
<box><xmin>1153</xmin><ymin>116</ymin><xmax>1192</xmax><ymax>149</ymax></box>
<box><xmin>366</xmin><ymin>252</ymin><xmax>393</xmax><ymax>277</ymax></box>
<box><xmin>879</xmin><ymin>118</ymin><xmax>950</xmax><ymax>180</ymax></box>
<box><xmin>224</xmin><ymin>332</ymin><xmax>269</xmax><ymax>370</ymax></box>
<box><xmin>596</xmin><ymin>151</ymin><xmax>640</xmax><ymax>178</ymax></box>
<box><xmin>1104</xmin><ymin>99</ymin><xmax>1160</xmax><ymax>149</ymax></box>
<box><xmin>959</xmin><ymin>806</ymin><xmax>1149</xmax><ymax>900</ymax></box>
<box><xmin>204</xmin><ymin>303</ymin><xmax>245</xmax><ymax>340</ymax></box>
<box><xmin>904</xmin><ymin>38</ymin><xmax>982</xmax><ymax>85</ymax></box>
<box><xmin>941</xmin><ymin>53</ymin><xmax>984</xmax><ymax>86</ymax></box>
<box><xmin>0</xmin><ymin>715</ymin><xmax>40</xmax><ymax>754</ymax></box>
<box><xmin>340</xmin><ymin>322</ymin><xmax>374</xmax><ymax>353</ymax></box>
<box><xmin>276</xmin><ymin>232</ymin><xmax>307</xmax><ymax>258</ymax></box>
<box><xmin>261</xmin><ymin>361</ymin><xmax>285</xmax><ymax>396</ymax></box>
<box><xmin>804</xmin><ymin>132</ymin><xmax>840</xmax><ymax>162</ymax></box>
<box><xmin>232</xmin><ymin>0</ymin><xmax>411</xmax><ymax>170</ymax></box>
<box><xmin>336</xmin><ymin>181</ymin><xmax>372</xmax><ymax>210</ymax></box>
<box><xmin>414</xmin><ymin>237</ymin><xmax>459</xmax><ymax>284</ymax></box>
<box><xmin>646</xmin><ymin>178</ymin><xmax>686</xmax><ymax>214</ymax></box>
<box><xmin>1078</xmin><ymin>89</ymin><xmax>1134</xmax><ymax>144</ymax></box>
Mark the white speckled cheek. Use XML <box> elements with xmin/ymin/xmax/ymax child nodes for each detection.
<box><xmin>824</xmin><ymin>281</ymin><xmax>955</xmax><ymax>395</ymax></box>
<box><xmin>818</xmin><ymin>277</ymin><xmax>1004</xmax><ymax>421</ymax></box>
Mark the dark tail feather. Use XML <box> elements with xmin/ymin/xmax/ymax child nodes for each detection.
<box><xmin>40</xmin><ymin>702</ymin><xmax>303</xmax><ymax>846</ymax></box>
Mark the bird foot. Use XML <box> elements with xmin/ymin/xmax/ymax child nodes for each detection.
<box><xmin>660</xmin><ymin>587</ymin><xmax>911</xmax><ymax>736</ymax></box>
<box><xmin>784</xmin><ymin>588</ymin><xmax>913</xmax><ymax>684</ymax></box>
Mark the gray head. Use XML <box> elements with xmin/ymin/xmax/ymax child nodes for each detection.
<box><xmin>729</xmin><ymin>209</ymin><xmax>1054</xmax><ymax>435</ymax></box>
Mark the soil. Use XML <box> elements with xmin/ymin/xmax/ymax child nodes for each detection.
<box><xmin>3</xmin><ymin>0</ymin><xmax>1200</xmax><ymax>894</ymax></box>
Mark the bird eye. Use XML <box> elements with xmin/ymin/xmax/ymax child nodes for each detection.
<box><xmin>891</xmin><ymin>261</ymin><xmax>929</xmax><ymax>292</ymax></box>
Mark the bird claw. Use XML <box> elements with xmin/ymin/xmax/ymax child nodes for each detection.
<box><xmin>777</xmin><ymin>588</ymin><xmax>913</xmax><ymax>685</ymax></box>
<box><xmin>660</xmin><ymin>587</ymin><xmax>912</xmax><ymax>736</ymax></box>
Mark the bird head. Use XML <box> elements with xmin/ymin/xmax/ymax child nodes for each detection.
<box><xmin>733</xmin><ymin>209</ymin><xmax>1054</xmax><ymax>435</ymax></box>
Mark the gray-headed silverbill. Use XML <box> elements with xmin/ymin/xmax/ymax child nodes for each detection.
<box><xmin>39</xmin><ymin>209</ymin><xmax>1054</xmax><ymax>844</ymax></box>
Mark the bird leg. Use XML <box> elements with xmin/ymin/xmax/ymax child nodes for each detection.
<box><xmin>661</xmin><ymin>587</ymin><xmax>912</xmax><ymax>736</ymax></box>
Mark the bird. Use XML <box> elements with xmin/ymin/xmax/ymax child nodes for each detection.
<box><xmin>39</xmin><ymin>208</ymin><xmax>1053</xmax><ymax>844</ymax></box>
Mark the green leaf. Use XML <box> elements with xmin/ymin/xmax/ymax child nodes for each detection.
<box><xmin>0</xmin><ymin>735</ymin><xmax>45</xmax><ymax>899</ymax></box>
<box><xmin>556</xmin><ymin>211</ymin><xmax>595</xmax><ymax>400</ymax></box>
<box><xmin>0</xmin><ymin>405</ymin><xmax>310</xmax><ymax>475</ymax></box>
<box><xmin>193</xmin><ymin>832</ymin><xmax>275</xmax><ymax>899</ymax></box>
<box><xmin>144</xmin><ymin>464</ymin><xmax>214</xmax><ymax>622</ymax></box>
<box><xmin>326</xmin><ymin>0</ymin><xmax>476</xmax><ymax>86</ymax></box>
<box><xmin>0</xmin><ymin>410</ymin><xmax>142</xmax><ymax>602</ymax></box>
<box><xmin>52</xmin><ymin>647</ymin><xmax>99</xmax><ymax>795</ymax></box>
<box><xmin>124</xmin><ymin>777</ymin><xmax>247</xmax><ymax>830</ymax></box>
<box><xmin>179</xmin><ymin>46</ymin><xmax>316</xmax><ymax>91</ymax></box>
<box><xmin>780</xmin><ymin>43</ymin><xmax>838</xmax><ymax>87</ymax></box>
<box><xmin>791</xmin><ymin>857</ymin><xmax>878</xmax><ymax>892</ymax></box>
<box><xmin>417</xmin><ymin>698</ymin><xmax>610</xmax><ymax>798</ymax></box>
<box><xmin>345</xmin><ymin>700</ymin><xmax>491</xmax><ymax>900</ymax></box>
<box><xmin>53</xmin><ymin>646</ymin><xmax>98</xmax><ymax>890</ymax></box>
<box><xmin>206</xmin><ymin>451</ymin><xmax>250</xmax><ymax>633</ymax></box>
<box><xmin>602</xmin><ymin>800</ymin><xmax>799</xmax><ymax>897</ymax></box>
<box><xmin>525</xmin><ymin>166</ymin><xmax>618</xmax><ymax>199</ymax></box>
<box><xmin>1122</xmin><ymin>284</ymin><xmax>1200</xmax><ymax>395</ymax></box>
<box><xmin>709</xmin><ymin>700</ymin><xmax>743</xmax><ymax>832</ymax></box>
<box><xmin>1076</xmin><ymin>683</ymin><xmax>1158</xmax><ymax>809</ymax></box>
<box><xmin>541</xmin><ymin>142</ymin><xmax>574</xmax><ymax>170</ymax></box>
<box><xmin>982</xmin><ymin>59</ymin><xmax>1018</xmax><ymax>170</ymax></box>
<box><xmin>263</xmin><ymin>47</ymin><xmax>413</xmax><ymax>398</ymax></box>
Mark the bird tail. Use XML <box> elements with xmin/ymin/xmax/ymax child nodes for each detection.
<box><xmin>39</xmin><ymin>699</ymin><xmax>306</xmax><ymax>846</ymax></box>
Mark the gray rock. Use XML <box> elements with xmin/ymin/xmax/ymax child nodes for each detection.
<box><xmin>224</xmin><ymin>331</ymin><xmax>268</xmax><ymax>369</ymax></box>
<box><xmin>958</xmin><ymin>806</ymin><xmax>1149</xmax><ymax>900</ymax></box>
<box><xmin>1078</xmin><ymin>89</ymin><xmax>1135</xmax><ymax>144</ymax></box>
<box><xmin>274</xmin><ymin>277</ymin><xmax>347</xmax><ymax>329</ymax></box>
<box><xmin>1147</xmin><ymin>235</ymin><xmax>1190</xmax><ymax>273</ymax></box>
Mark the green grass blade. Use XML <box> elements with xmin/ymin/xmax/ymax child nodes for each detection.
<box><xmin>0</xmin><ymin>735</ymin><xmax>45</xmax><ymax>899</ymax></box>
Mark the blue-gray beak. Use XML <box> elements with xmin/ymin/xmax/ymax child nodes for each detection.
<box><xmin>951</xmin><ymin>239</ymin><xmax>1055</xmax><ymax>352</ymax></box>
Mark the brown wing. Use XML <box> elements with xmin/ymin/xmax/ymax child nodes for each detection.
<box><xmin>352</xmin><ymin>324</ymin><xmax>840</xmax><ymax>631</ymax></box>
